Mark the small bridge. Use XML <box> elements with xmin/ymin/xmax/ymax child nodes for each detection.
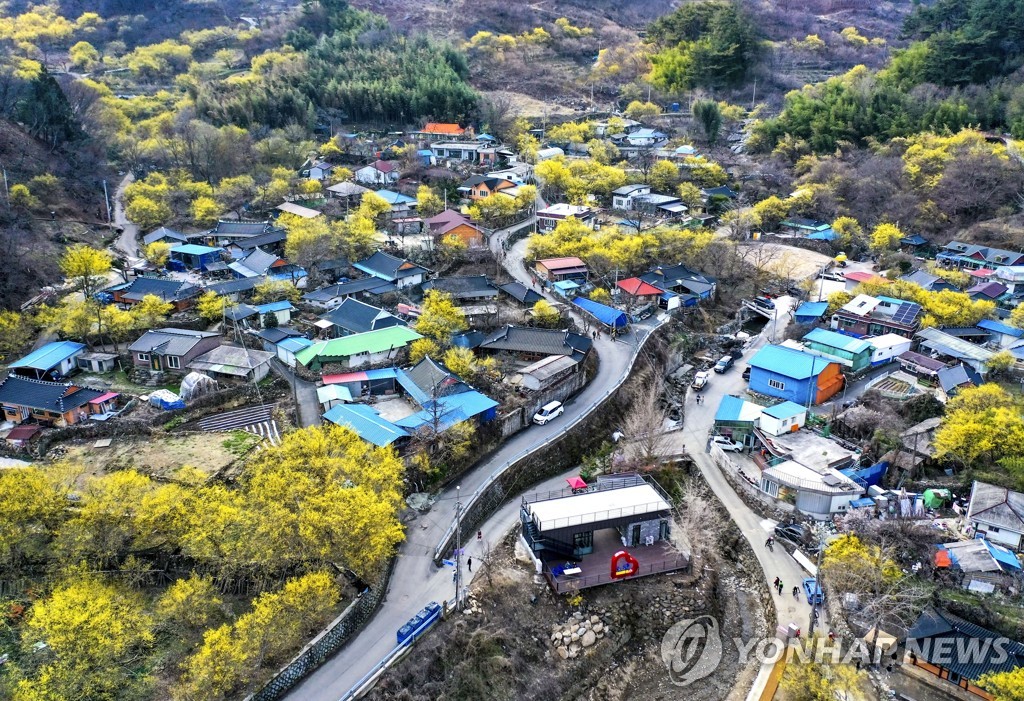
<box><xmin>741</xmin><ymin>299</ymin><xmax>776</xmax><ymax>319</ymax></box>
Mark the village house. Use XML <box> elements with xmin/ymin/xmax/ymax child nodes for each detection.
<box><xmin>639</xmin><ymin>263</ymin><xmax>716</xmax><ymax>301</ymax></box>
<box><xmin>866</xmin><ymin>334</ymin><xmax>913</xmax><ymax>366</ymax></box>
<box><xmin>831</xmin><ymin>294</ymin><xmax>922</xmax><ymax>338</ymax></box>
<box><xmin>748</xmin><ymin>344</ymin><xmax>844</xmax><ymax>405</ymax></box>
<box><xmin>373</xmin><ymin>189</ymin><xmax>417</xmax><ymax>217</ymax></box>
<box><xmin>967</xmin><ymin>481</ymin><xmax>1024</xmax><ymax>551</ymax></box>
<box><xmin>354</xmin><ymin>251</ymin><xmax>430</xmax><ymax>289</ymax></box>
<box><xmin>537</xmin><ymin>204</ymin><xmax>595</xmax><ymax>233</ymax></box>
<box><xmin>497</xmin><ymin>281</ymin><xmax>544</xmax><ymax>307</ymax></box>
<box><xmin>478</xmin><ymin>325</ymin><xmax>592</xmax><ymax>363</ymax></box>
<box><xmin>188</xmin><ymin>345</ymin><xmax>276</xmax><ymax>383</ymax></box>
<box><xmin>431</xmin><ymin>141</ymin><xmax>486</xmax><ymax>164</ymax></box>
<box><xmin>611</xmin><ymin>184</ymin><xmax>651</xmax><ymax>210</ymax></box>
<box><xmin>223</xmin><ymin>229</ymin><xmax>288</xmax><ymax>259</ymax></box>
<box><xmin>128</xmin><ymin>328</ymin><xmax>223</xmax><ymax>374</ymax></box>
<box><xmin>615</xmin><ymin>277</ymin><xmax>664</xmax><ymax>307</ymax></box>
<box><xmin>900</xmin><ymin>269</ymin><xmax>959</xmax><ymax>293</ymax></box>
<box><xmin>326</xmin><ymin>181</ymin><xmax>371</xmax><ymax>206</ymax></box>
<box><xmin>779</xmin><ymin>218</ymin><xmax>835</xmax><ymax>240</ymax></box>
<box><xmin>535</xmin><ymin>256</ymin><xmax>588</xmax><ymax>282</ymax></box>
<box><xmin>317</xmin><ymin>298</ymin><xmax>405</xmax><ymax>338</ymax></box>
<box><xmin>300</xmin><ymin>159</ymin><xmax>337</xmax><ymax>181</ymax></box>
<box><xmin>793</xmin><ymin>301</ymin><xmax>829</xmax><ymax>326</ymax></box>
<box><xmin>274</xmin><ymin>202</ymin><xmax>322</xmax><ymax>220</ymax></box>
<box><xmin>915</xmin><ymin>327</ymin><xmax>996</xmax><ymax>375</ymax></box>
<box><xmin>8</xmin><ymin>341</ymin><xmax>85</xmax><ymax>381</ymax></box>
<box><xmin>415</xmin><ymin>122</ymin><xmax>468</xmax><ymax>142</ymax></box>
<box><xmin>203</xmin><ymin>275</ymin><xmax>267</xmax><ymax>303</ymax></box>
<box><xmin>354</xmin><ymin>160</ymin><xmax>400</xmax><ymax>186</ymax></box>
<box><xmin>0</xmin><ymin>374</ymin><xmax>115</xmax><ymax>427</ymax></box>
<box><xmin>976</xmin><ymin>319</ymin><xmax>1024</xmax><ymax>347</ymax></box>
<box><xmin>201</xmin><ymin>220</ymin><xmax>285</xmax><ymax>247</ymax></box>
<box><xmin>294</xmin><ymin>326</ymin><xmax>423</xmax><ymax>372</ymax></box>
<box><xmin>112</xmin><ymin>277</ymin><xmax>202</xmax><ymax>311</ymax></box>
<box><xmin>625</xmin><ymin>128</ymin><xmax>668</xmax><ymax>147</ymax></box>
<box><xmin>425</xmin><ymin>210</ymin><xmax>486</xmax><ymax>249</ymax></box>
<box><xmin>905</xmin><ymin>607</ymin><xmax>1024</xmax><ymax>699</ymax></box>
<box><xmin>143</xmin><ymin>226</ymin><xmax>187</xmax><ymax>247</ymax></box>
<box><xmin>458</xmin><ymin>175</ymin><xmax>516</xmax><ymax>201</ymax></box>
<box><xmin>169</xmin><ymin>244</ymin><xmax>225</xmax><ymax>272</ymax></box>
<box><xmin>422</xmin><ymin>276</ymin><xmax>497</xmax><ymax>303</ymax></box>
<box><xmin>301</xmin><ymin>277</ymin><xmax>397</xmax><ymax>309</ymax></box>
<box><xmin>938</xmin><ymin>241</ymin><xmax>1024</xmax><ymax>271</ymax></box>
<box><xmin>228</xmin><ymin>247</ymin><xmax>289</xmax><ymax>279</ymax></box>
<box><xmin>801</xmin><ymin>328</ymin><xmax>873</xmax><ymax>372</ymax></box>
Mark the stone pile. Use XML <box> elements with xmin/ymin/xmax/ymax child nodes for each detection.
<box><xmin>550</xmin><ymin>611</ymin><xmax>607</xmax><ymax>660</ymax></box>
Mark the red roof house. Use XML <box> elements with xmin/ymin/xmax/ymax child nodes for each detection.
<box><xmin>617</xmin><ymin>277</ymin><xmax>663</xmax><ymax>300</ymax></box>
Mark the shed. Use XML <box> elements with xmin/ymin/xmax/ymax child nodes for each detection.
<box><xmin>188</xmin><ymin>345</ymin><xmax>275</xmax><ymax>382</ymax></box>
<box><xmin>8</xmin><ymin>341</ymin><xmax>86</xmax><ymax>380</ymax></box>
<box><xmin>802</xmin><ymin>327</ymin><xmax>872</xmax><ymax>371</ymax></box>
<box><xmin>572</xmin><ymin>297</ymin><xmax>629</xmax><ymax>329</ymax></box>
<box><xmin>170</xmin><ymin>244</ymin><xmax>225</xmax><ymax>271</ymax></box>
<box><xmin>316</xmin><ymin>384</ymin><xmax>353</xmax><ymax>410</ymax></box>
<box><xmin>536</xmin><ymin>257</ymin><xmax>587</xmax><ymax>281</ymax></box>
<box><xmin>759</xmin><ymin>401</ymin><xmax>807</xmax><ymax>436</ymax></box>
<box><xmin>793</xmin><ymin>301</ymin><xmax>828</xmax><ymax>325</ymax></box>
<box><xmin>517</xmin><ymin>355</ymin><xmax>579</xmax><ymax>391</ymax></box>
<box><xmin>867</xmin><ymin>334</ymin><xmax>913</xmax><ymax>365</ymax></box>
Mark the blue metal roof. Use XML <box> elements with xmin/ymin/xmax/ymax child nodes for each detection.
<box><xmin>394</xmin><ymin>391</ymin><xmax>498</xmax><ymax>431</ymax></box>
<box><xmin>714</xmin><ymin>395</ymin><xmax>746</xmax><ymax>422</ymax></box>
<box><xmin>761</xmin><ymin>401</ymin><xmax>806</xmax><ymax>420</ymax></box>
<box><xmin>323</xmin><ymin>404</ymin><xmax>408</xmax><ymax>446</ymax></box>
<box><xmin>572</xmin><ymin>297</ymin><xmax>629</xmax><ymax>328</ymax></box>
<box><xmin>749</xmin><ymin>345</ymin><xmax>835</xmax><ymax>379</ymax></box>
<box><xmin>172</xmin><ymin>244</ymin><xmax>224</xmax><ymax>255</ymax></box>
<box><xmin>374</xmin><ymin>189</ymin><xmax>415</xmax><ymax>205</ymax></box>
<box><xmin>806</xmin><ymin>228</ymin><xmax>837</xmax><ymax>241</ymax></box>
<box><xmin>277</xmin><ymin>337</ymin><xmax>313</xmax><ymax>353</ymax></box>
<box><xmin>804</xmin><ymin>327</ymin><xmax>872</xmax><ymax>354</ymax></box>
<box><xmin>850</xmin><ymin>497</ymin><xmax>876</xmax><ymax>508</ymax></box>
<box><xmin>253</xmin><ymin>301</ymin><xmax>294</xmax><ymax>314</ymax></box>
<box><xmin>977</xmin><ymin>319</ymin><xmax>1024</xmax><ymax>338</ymax></box>
<box><xmin>9</xmin><ymin>341</ymin><xmax>85</xmax><ymax>371</ymax></box>
<box><xmin>794</xmin><ymin>301</ymin><xmax>828</xmax><ymax>319</ymax></box>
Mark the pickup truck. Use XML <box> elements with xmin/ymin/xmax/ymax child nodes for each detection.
<box><xmin>691</xmin><ymin>371</ymin><xmax>710</xmax><ymax>391</ymax></box>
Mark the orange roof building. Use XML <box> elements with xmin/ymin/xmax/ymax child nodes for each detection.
<box><xmin>422</xmin><ymin>123</ymin><xmax>466</xmax><ymax>136</ymax></box>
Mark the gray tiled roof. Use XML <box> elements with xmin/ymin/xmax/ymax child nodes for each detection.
<box><xmin>128</xmin><ymin>328</ymin><xmax>221</xmax><ymax>356</ymax></box>
<box><xmin>0</xmin><ymin>374</ymin><xmax>106</xmax><ymax>413</ymax></box>
<box><xmin>354</xmin><ymin>251</ymin><xmax>429</xmax><ymax>281</ymax></box>
<box><xmin>969</xmin><ymin>481</ymin><xmax>1024</xmax><ymax>533</ymax></box>
<box><xmin>421</xmin><ymin>275</ymin><xmax>497</xmax><ymax>299</ymax></box>
<box><xmin>498</xmin><ymin>282</ymin><xmax>543</xmax><ymax>305</ymax></box>
<box><xmin>120</xmin><ymin>277</ymin><xmax>201</xmax><ymax>302</ymax></box>
<box><xmin>237</xmin><ymin>248</ymin><xmax>281</xmax><ymax>275</ymax></box>
<box><xmin>302</xmin><ymin>278</ymin><xmax>396</xmax><ymax>302</ymax></box>
<box><xmin>212</xmin><ymin>220</ymin><xmax>274</xmax><ymax>237</ymax></box>
<box><xmin>322</xmin><ymin>298</ymin><xmax>404</xmax><ymax>334</ymax></box>
<box><xmin>205</xmin><ymin>276</ymin><xmax>267</xmax><ymax>296</ymax></box>
<box><xmin>143</xmin><ymin>227</ymin><xmax>186</xmax><ymax>246</ymax></box>
<box><xmin>909</xmin><ymin>607</ymin><xmax>1024</xmax><ymax>680</ymax></box>
<box><xmin>479</xmin><ymin>325</ymin><xmax>591</xmax><ymax>361</ymax></box>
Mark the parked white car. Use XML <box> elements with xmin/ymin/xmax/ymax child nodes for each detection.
<box><xmin>533</xmin><ymin>401</ymin><xmax>565</xmax><ymax>425</ymax></box>
<box><xmin>711</xmin><ymin>435</ymin><xmax>744</xmax><ymax>452</ymax></box>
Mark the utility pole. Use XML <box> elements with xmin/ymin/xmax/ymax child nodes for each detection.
<box><xmin>102</xmin><ymin>179</ymin><xmax>111</xmax><ymax>223</ymax></box>
<box><xmin>2</xmin><ymin>165</ymin><xmax>9</xmax><ymax>210</ymax></box>
<box><xmin>454</xmin><ymin>486</ymin><xmax>463</xmax><ymax>611</ymax></box>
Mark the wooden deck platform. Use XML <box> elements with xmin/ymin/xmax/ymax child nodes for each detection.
<box><xmin>542</xmin><ymin>528</ymin><xmax>689</xmax><ymax>594</ymax></box>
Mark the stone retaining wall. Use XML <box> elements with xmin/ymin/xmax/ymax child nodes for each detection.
<box><xmin>244</xmin><ymin>560</ymin><xmax>396</xmax><ymax>701</ymax></box>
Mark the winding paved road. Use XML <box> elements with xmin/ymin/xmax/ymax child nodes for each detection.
<box><xmin>111</xmin><ymin>173</ymin><xmax>142</xmax><ymax>267</ymax></box>
<box><xmin>285</xmin><ymin>232</ymin><xmax>661</xmax><ymax>701</ymax></box>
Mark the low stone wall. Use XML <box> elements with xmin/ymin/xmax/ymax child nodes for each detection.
<box><xmin>244</xmin><ymin>560</ymin><xmax>396</xmax><ymax>701</ymax></box>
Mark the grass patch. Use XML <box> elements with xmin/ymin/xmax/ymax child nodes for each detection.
<box><xmin>222</xmin><ymin>430</ymin><xmax>261</xmax><ymax>456</ymax></box>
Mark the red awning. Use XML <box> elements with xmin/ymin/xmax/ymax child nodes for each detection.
<box><xmin>566</xmin><ymin>476</ymin><xmax>587</xmax><ymax>490</ymax></box>
<box><xmin>934</xmin><ymin>549</ymin><xmax>952</xmax><ymax>568</ymax></box>
<box><xmin>89</xmin><ymin>392</ymin><xmax>119</xmax><ymax>404</ymax></box>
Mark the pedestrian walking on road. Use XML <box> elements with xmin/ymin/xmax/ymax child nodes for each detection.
<box><xmin>452</xmin><ymin>569</ymin><xmax>457</xmax><ymax>583</ymax></box>
<box><xmin>467</xmin><ymin>557</ymin><xmax>472</xmax><ymax>572</ymax></box>
<box><xmin>777</xmin><ymin>580</ymin><xmax>784</xmax><ymax>595</ymax></box>
<box><xmin>773</xmin><ymin>577</ymin><xmax>780</xmax><ymax>588</ymax></box>
<box><xmin>477</xmin><ymin>530</ymin><xmax>482</xmax><ymax>542</ymax></box>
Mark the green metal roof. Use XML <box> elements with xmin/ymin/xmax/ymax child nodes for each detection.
<box><xmin>295</xmin><ymin>326</ymin><xmax>422</xmax><ymax>367</ymax></box>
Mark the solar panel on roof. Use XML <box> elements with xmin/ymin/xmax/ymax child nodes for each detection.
<box><xmin>892</xmin><ymin>302</ymin><xmax>921</xmax><ymax>325</ymax></box>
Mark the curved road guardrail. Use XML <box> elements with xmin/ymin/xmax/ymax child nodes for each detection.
<box><xmin>432</xmin><ymin>317</ymin><xmax>668</xmax><ymax>563</ymax></box>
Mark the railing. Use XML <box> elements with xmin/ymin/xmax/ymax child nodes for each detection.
<box><xmin>521</xmin><ymin>473</ymin><xmax>651</xmax><ymax>506</ymax></box>
<box><xmin>543</xmin><ymin>556</ymin><xmax>690</xmax><ymax>594</ymax></box>
<box><xmin>531</xmin><ymin>501</ymin><xmax>673</xmax><ymax>532</ymax></box>
<box><xmin>335</xmin><ymin>595</ymin><xmax>455</xmax><ymax>701</ymax></box>
<box><xmin>431</xmin><ymin>317</ymin><xmax>669</xmax><ymax>563</ymax></box>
